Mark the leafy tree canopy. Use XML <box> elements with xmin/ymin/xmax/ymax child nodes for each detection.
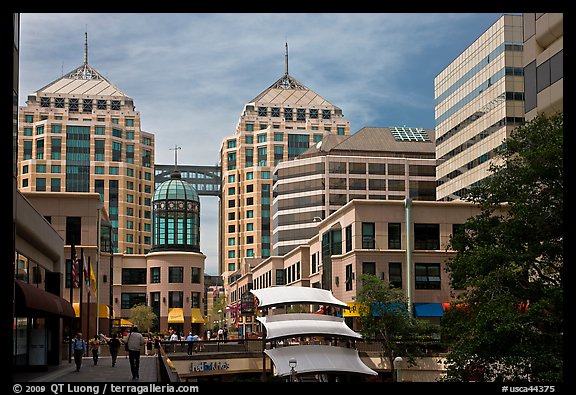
<box><xmin>129</xmin><ymin>304</ymin><xmax>157</xmax><ymax>334</ymax></box>
<box><xmin>442</xmin><ymin>113</ymin><xmax>563</xmax><ymax>382</ymax></box>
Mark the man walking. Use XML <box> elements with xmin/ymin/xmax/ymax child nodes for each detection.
<box><xmin>125</xmin><ymin>326</ymin><xmax>145</xmax><ymax>380</ymax></box>
<box><xmin>72</xmin><ymin>332</ymin><xmax>86</xmax><ymax>372</ymax></box>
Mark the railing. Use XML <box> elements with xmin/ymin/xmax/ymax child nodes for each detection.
<box><xmin>157</xmin><ymin>343</ymin><xmax>180</xmax><ymax>382</ymax></box>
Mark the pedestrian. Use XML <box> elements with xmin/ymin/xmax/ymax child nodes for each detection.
<box><xmin>223</xmin><ymin>327</ymin><xmax>228</xmax><ymax>342</ymax></box>
<box><xmin>125</xmin><ymin>326</ymin><xmax>145</xmax><ymax>380</ymax></box>
<box><xmin>217</xmin><ymin>327</ymin><xmax>224</xmax><ymax>341</ymax></box>
<box><xmin>146</xmin><ymin>334</ymin><xmax>153</xmax><ymax>356</ymax></box>
<box><xmin>154</xmin><ymin>336</ymin><xmax>160</xmax><ymax>356</ymax></box>
<box><xmin>90</xmin><ymin>334</ymin><xmax>101</xmax><ymax>365</ymax></box>
<box><xmin>72</xmin><ymin>332</ymin><xmax>87</xmax><ymax>372</ymax></box>
<box><xmin>108</xmin><ymin>333</ymin><xmax>121</xmax><ymax>367</ymax></box>
<box><xmin>169</xmin><ymin>331</ymin><xmax>178</xmax><ymax>352</ymax></box>
<box><xmin>186</xmin><ymin>332</ymin><xmax>194</xmax><ymax>355</ymax></box>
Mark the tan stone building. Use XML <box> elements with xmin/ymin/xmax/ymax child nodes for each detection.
<box><xmin>219</xmin><ymin>44</ymin><xmax>351</xmax><ymax>285</ymax></box>
<box><xmin>273</xmin><ymin>126</ymin><xmax>437</xmax><ymax>256</ymax></box>
<box><xmin>522</xmin><ymin>13</ymin><xmax>563</xmax><ymax>120</ymax></box>
<box><xmin>226</xmin><ymin>199</ymin><xmax>482</xmax><ymax>337</ymax></box>
<box><xmin>16</xmin><ymin>36</ymin><xmax>155</xmax><ymax>255</ymax></box>
<box><xmin>434</xmin><ymin>14</ymin><xmax>525</xmax><ymax>201</ymax></box>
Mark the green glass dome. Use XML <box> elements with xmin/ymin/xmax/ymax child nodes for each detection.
<box><xmin>153</xmin><ymin>171</ymin><xmax>199</xmax><ymax>202</ymax></box>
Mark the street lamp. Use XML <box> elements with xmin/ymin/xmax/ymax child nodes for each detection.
<box><xmin>289</xmin><ymin>358</ymin><xmax>297</xmax><ymax>382</ymax></box>
<box><xmin>393</xmin><ymin>356</ymin><xmax>403</xmax><ymax>382</ymax></box>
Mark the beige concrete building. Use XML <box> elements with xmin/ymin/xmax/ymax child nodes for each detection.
<box><xmin>226</xmin><ymin>199</ymin><xmax>482</xmax><ymax>337</ymax></box>
<box><xmin>434</xmin><ymin>14</ymin><xmax>525</xmax><ymax>201</ymax></box>
<box><xmin>16</xmin><ymin>35</ymin><xmax>155</xmax><ymax>255</ymax></box>
<box><xmin>21</xmin><ymin>192</ymin><xmax>113</xmax><ymax>337</ymax></box>
<box><xmin>522</xmin><ymin>13</ymin><xmax>563</xmax><ymax>120</ymax></box>
<box><xmin>273</xmin><ymin>126</ymin><xmax>437</xmax><ymax>256</ymax></box>
<box><xmin>219</xmin><ymin>44</ymin><xmax>351</xmax><ymax>285</ymax></box>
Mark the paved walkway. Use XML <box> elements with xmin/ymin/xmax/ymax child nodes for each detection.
<box><xmin>14</xmin><ymin>355</ymin><xmax>159</xmax><ymax>382</ymax></box>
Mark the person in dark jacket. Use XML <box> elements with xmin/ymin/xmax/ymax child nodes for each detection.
<box><xmin>108</xmin><ymin>333</ymin><xmax>121</xmax><ymax>367</ymax></box>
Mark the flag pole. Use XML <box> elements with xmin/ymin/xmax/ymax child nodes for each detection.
<box><xmin>79</xmin><ymin>248</ymin><xmax>84</xmax><ymax>350</ymax></box>
<box><xmin>86</xmin><ymin>255</ymin><xmax>91</xmax><ymax>343</ymax></box>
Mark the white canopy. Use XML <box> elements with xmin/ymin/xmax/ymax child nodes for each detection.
<box><xmin>264</xmin><ymin>344</ymin><xmax>378</xmax><ymax>376</ymax></box>
<box><xmin>257</xmin><ymin>313</ymin><xmax>361</xmax><ymax>340</ymax></box>
<box><xmin>251</xmin><ymin>286</ymin><xmax>348</xmax><ymax>309</ymax></box>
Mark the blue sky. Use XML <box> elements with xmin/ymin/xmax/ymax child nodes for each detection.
<box><xmin>19</xmin><ymin>13</ymin><xmax>506</xmax><ymax>275</ymax></box>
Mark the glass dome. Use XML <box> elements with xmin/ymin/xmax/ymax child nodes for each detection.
<box><xmin>151</xmin><ymin>171</ymin><xmax>200</xmax><ymax>252</ymax></box>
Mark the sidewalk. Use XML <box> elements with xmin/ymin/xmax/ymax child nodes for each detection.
<box><xmin>13</xmin><ymin>355</ymin><xmax>158</xmax><ymax>382</ymax></box>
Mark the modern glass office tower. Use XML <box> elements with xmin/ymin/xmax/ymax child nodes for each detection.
<box><xmin>434</xmin><ymin>14</ymin><xmax>524</xmax><ymax>201</ymax></box>
<box><xmin>219</xmin><ymin>45</ymin><xmax>351</xmax><ymax>282</ymax></box>
<box><xmin>16</xmin><ymin>36</ymin><xmax>155</xmax><ymax>254</ymax></box>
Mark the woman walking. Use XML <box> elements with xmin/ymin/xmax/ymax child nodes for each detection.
<box><xmin>90</xmin><ymin>334</ymin><xmax>101</xmax><ymax>365</ymax></box>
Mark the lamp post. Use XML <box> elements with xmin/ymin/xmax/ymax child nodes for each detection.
<box><xmin>393</xmin><ymin>356</ymin><xmax>403</xmax><ymax>382</ymax></box>
<box><xmin>289</xmin><ymin>358</ymin><xmax>297</xmax><ymax>382</ymax></box>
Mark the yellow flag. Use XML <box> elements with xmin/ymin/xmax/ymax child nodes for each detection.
<box><xmin>89</xmin><ymin>261</ymin><xmax>97</xmax><ymax>298</ymax></box>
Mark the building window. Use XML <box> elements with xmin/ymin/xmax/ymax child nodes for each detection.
<box><xmin>122</xmin><ymin>268</ymin><xmax>146</xmax><ymax>284</ymax></box>
<box><xmin>258</xmin><ymin>106</ymin><xmax>267</xmax><ymax>116</ymax></box>
<box><xmin>168</xmin><ymin>291</ymin><xmax>183</xmax><ymax>308</ymax></box>
<box><xmin>414</xmin><ymin>224</ymin><xmax>440</xmax><ymax>250</ymax></box>
<box><xmin>121</xmin><ymin>293</ymin><xmax>146</xmax><ymax>309</ymax></box>
<box><xmin>415</xmin><ymin>263</ymin><xmax>441</xmax><ymax>289</ymax></box>
<box><xmin>388</xmin><ymin>223</ymin><xmax>401</xmax><ymax>249</ymax></box>
<box><xmin>247</xmin><ymin>210</ymin><xmax>254</xmax><ymax>218</ymax></box>
<box><xmin>322</xmin><ymin>109</ymin><xmax>331</xmax><ymax>119</ymax></box>
<box><xmin>284</xmin><ymin>107</ymin><xmax>293</xmax><ymax>120</ymax></box>
<box><xmin>362</xmin><ymin>262</ymin><xmax>376</xmax><ymax>276</ymax></box>
<box><xmin>51</xmin><ymin>178</ymin><xmax>61</xmax><ymax>192</ymax></box>
<box><xmin>246</xmin><ymin>123</ymin><xmax>254</xmax><ymax>132</ymax></box>
<box><xmin>36</xmin><ymin>178</ymin><xmax>46</xmax><ymax>191</ymax></box>
<box><xmin>362</xmin><ymin>222</ymin><xmax>375</xmax><ymax>249</ymax></box>
<box><xmin>246</xmin><ymin>223</ymin><xmax>253</xmax><ymax>231</ymax></box>
<box><xmin>126</xmin><ymin>118</ymin><xmax>134</xmax><ymax>127</ymax></box>
<box><xmin>345</xmin><ymin>225</ymin><xmax>352</xmax><ymax>252</ymax></box>
<box><xmin>169</xmin><ymin>267</ymin><xmax>184</xmax><ymax>283</ymax></box>
<box><xmin>227</xmin><ymin>139</ymin><xmax>236</xmax><ymax>148</ymax></box>
<box><xmin>389</xmin><ymin>262</ymin><xmax>402</xmax><ymax>288</ymax></box>
<box><xmin>150</xmin><ymin>267</ymin><xmax>160</xmax><ymax>283</ymax></box>
<box><xmin>345</xmin><ymin>264</ymin><xmax>353</xmax><ymax>291</ymax></box>
<box><xmin>276</xmin><ymin>269</ymin><xmax>285</xmax><ymax>285</ymax></box>
<box><xmin>191</xmin><ymin>267</ymin><xmax>201</xmax><ymax>284</ymax></box>
<box><xmin>228</xmin><ymin>237</ymin><xmax>235</xmax><ymax>246</ymax></box>
<box><xmin>247</xmin><ymin>249</ymin><xmax>254</xmax><ymax>257</ymax></box>
<box><xmin>228</xmin><ymin>250</ymin><xmax>235</xmax><ymax>259</ymax></box>
<box><xmin>97</xmin><ymin>99</ymin><xmax>107</xmax><ymax>110</ymax></box>
<box><xmin>111</xmin><ymin>100</ymin><xmax>121</xmax><ymax>110</ymax></box>
<box><xmin>337</xmin><ymin>127</ymin><xmax>345</xmax><ymax>135</ymax></box>
<box><xmin>296</xmin><ymin>108</ymin><xmax>306</xmax><ymax>121</ymax></box>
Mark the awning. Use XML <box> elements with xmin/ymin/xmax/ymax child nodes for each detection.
<box><xmin>264</xmin><ymin>345</ymin><xmax>377</xmax><ymax>376</ymax></box>
<box><xmin>414</xmin><ymin>303</ymin><xmax>444</xmax><ymax>317</ymax></box>
<box><xmin>251</xmin><ymin>286</ymin><xmax>348</xmax><ymax>309</ymax></box>
<box><xmin>14</xmin><ymin>279</ymin><xmax>75</xmax><ymax>318</ymax></box>
<box><xmin>72</xmin><ymin>303</ymin><xmax>113</xmax><ymax>318</ymax></box>
<box><xmin>168</xmin><ymin>307</ymin><xmax>185</xmax><ymax>323</ymax></box>
<box><xmin>372</xmin><ymin>302</ymin><xmax>408</xmax><ymax>317</ymax></box>
<box><xmin>119</xmin><ymin>318</ymin><xmax>134</xmax><ymax>327</ymax></box>
<box><xmin>257</xmin><ymin>313</ymin><xmax>361</xmax><ymax>340</ymax></box>
<box><xmin>191</xmin><ymin>308</ymin><xmax>207</xmax><ymax>324</ymax></box>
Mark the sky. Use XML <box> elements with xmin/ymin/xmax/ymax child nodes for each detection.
<box><xmin>19</xmin><ymin>13</ymin><xmax>507</xmax><ymax>275</ymax></box>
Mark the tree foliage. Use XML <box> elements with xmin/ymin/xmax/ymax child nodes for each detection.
<box><xmin>129</xmin><ymin>304</ymin><xmax>157</xmax><ymax>333</ymax></box>
<box><xmin>442</xmin><ymin>113</ymin><xmax>563</xmax><ymax>382</ymax></box>
<box><xmin>356</xmin><ymin>274</ymin><xmax>439</xmax><ymax>372</ymax></box>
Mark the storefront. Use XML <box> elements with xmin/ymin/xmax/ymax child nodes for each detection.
<box><xmin>13</xmin><ymin>279</ymin><xmax>75</xmax><ymax>369</ymax></box>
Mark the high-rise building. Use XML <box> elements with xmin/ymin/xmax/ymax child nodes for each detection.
<box><xmin>273</xmin><ymin>126</ymin><xmax>437</xmax><ymax>256</ymax></box>
<box><xmin>219</xmin><ymin>44</ymin><xmax>351</xmax><ymax>282</ymax></box>
<box><xmin>16</xmin><ymin>34</ymin><xmax>155</xmax><ymax>254</ymax></box>
<box><xmin>522</xmin><ymin>13</ymin><xmax>563</xmax><ymax>120</ymax></box>
<box><xmin>434</xmin><ymin>14</ymin><xmax>525</xmax><ymax>201</ymax></box>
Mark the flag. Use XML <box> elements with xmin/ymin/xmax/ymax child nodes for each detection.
<box><xmin>89</xmin><ymin>259</ymin><xmax>97</xmax><ymax>298</ymax></box>
<box><xmin>71</xmin><ymin>243</ymin><xmax>79</xmax><ymax>288</ymax></box>
<box><xmin>82</xmin><ymin>250</ymin><xmax>90</xmax><ymax>297</ymax></box>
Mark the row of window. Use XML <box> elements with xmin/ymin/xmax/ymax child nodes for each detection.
<box><xmin>24</xmin><ymin>113</ymin><xmax>135</xmax><ymax>127</ymax></box>
<box><xmin>122</xmin><ymin>267</ymin><xmax>202</xmax><ymax>285</ymax></box>
<box><xmin>255</xmin><ymin>106</ymin><xmax>334</xmax><ymax>120</ymax></box>
<box><xmin>122</xmin><ymin>291</ymin><xmax>202</xmax><ymax>309</ymax></box>
<box><xmin>37</xmin><ymin>97</ymin><xmax>123</xmax><ymax>111</ymax></box>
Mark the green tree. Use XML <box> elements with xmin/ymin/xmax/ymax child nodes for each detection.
<box><xmin>129</xmin><ymin>304</ymin><xmax>157</xmax><ymax>333</ymax></box>
<box><xmin>442</xmin><ymin>113</ymin><xmax>563</xmax><ymax>382</ymax></box>
<box><xmin>356</xmin><ymin>274</ymin><xmax>439</xmax><ymax>378</ymax></box>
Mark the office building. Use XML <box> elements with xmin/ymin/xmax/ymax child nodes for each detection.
<box><xmin>434</xmin><ymin>14</ymin><xmax>524</xmax><ymax>201</ymax></box>
<box><xmin>522</xmin><ymin>13</ymin><xmax>563</xmax><ymax>120</ymax></box>
<box><xmin>219</xmin><ymin>44</ymin><xmax>351</xmax><ymax>283</ymax></box>
<box><xmin>273</xmin><ymin>126</ymin><xmax>437</xmax><ymax>256</ymax></box>
<box><xmin>16</xmin><ymin>34</ymin><xmax>155</xmax><ymax>255</ymax></box>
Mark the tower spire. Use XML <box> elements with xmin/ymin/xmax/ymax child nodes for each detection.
<box><xmin>169</xmin><ymin>145</ymin><xmax>182</xmax><ymax>174</ymax></box>
<box><xmin>285</xmin><ymin>42</ymin><xmax>289</xmax><ymax>75</ymax></box>
<box><xmin>84</xmin><ymin>28</ymin><xmax>88</xmax><ymax>65</ymax></box>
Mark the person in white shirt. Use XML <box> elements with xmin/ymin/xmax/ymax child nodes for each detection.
<box><xmin>169</xmin><ymin>332</ymin><xmax>179</xmax><ymax>352</ymax></box>
<box><xmin>125</xmin><ymin>326</ymin><xmax>145</xmax><ymax>380</ymax></box>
